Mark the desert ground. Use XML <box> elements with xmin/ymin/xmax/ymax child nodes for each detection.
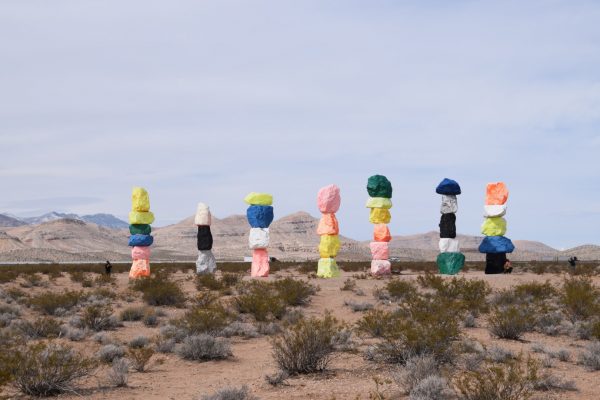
<box><xmin>1</xmin><ymin>262</ymin><xmax>600</xmax><ymax>399</ymax></box>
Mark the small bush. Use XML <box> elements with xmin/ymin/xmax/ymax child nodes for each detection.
<box><xmin>340</xmin><ymin>278</ymin><xmax>357</xmax><ymax>291</ymax></box>
<box><xmin>128</xmin><ymin>335</ymin><xmax>150</xmax><ymax>349</ymax></box>
<box><xmin>201</xmin><ymin>385</ymin><xmax>258</xmax><ymax>400</ymax></box>
<box><xmin>386</xmin><ymin>279</ymin><xmax>418</xmax><ymax>301</ymax></box>
<box><xmin>235</xmin><ymin>282</ymin><xmax>286</xmax><ymax>322</ymax></box>
<box><xmin>194</xmin><ymin>292</ymin><xmax>219</xmax><ymax>307</ymax></box>
<box><xmin>455</xmin><ymin>357</ymin><xmax>539</xmax><ymax>400</ymax></box>
<box><xmin>486</xmin><ymin>345</ymin><xmax>516</xmax><ymax>363</ymax></box>
<box><xmin>131</xmin><ymin>273</ymin><xmax>186</xmax><ymax>307</ymax></box>
<box><xmin>409</xmin><ymin>375</ymin><xmax>454</xmax><ymax>400</ymax></box>
<box><xmin>513</xmin><ymin>281</ymin><xmax>558</xmax><ymax>301</ymax></box>
<box><xmin>561</xmin><ymin>276</ymin><xmax>599</xmax><ymax>321</ymax></box>
<box><xmin>28</xmin><ymin>290</ymin><xmax>84</xmax><ymax>315</ymax></box>
<box><xmin>344</xmin><ymin>300</ymin><xmax>374</xmax><ymax>312</ymax></box>
<box><xmin>579</xmin><ymin>341</ymin><xmax>600</xmax><ymax>370</ymax></box>
<box><xmin>14</xmin><ymin>317</ymin><xmax>61</xmax><ymax>339</ymax></box>
<box><xmin>10</xmin><ymin>342</ymin><xmax>96</xmax><ymax>396</ymax></box>
<box><xmin>178</xmin><ymin>334</ymin><xmax>232</xmax><ymax>361</ymax></box>
<box><xmin>143</xmin><ymin>308</ymin><xmax>158</xmax><ymax>326</ymax></box>
<box><xmin>532</xmin><ymin>371</ymin><xmax>577</xmax><ymax>392</ymax></box>
<box><xmin>154</xmin><ymin>336</ymin><xmax>176</xmax><ymax>353</ymax></box>
<box><xmin>120</xmin><ymin>306</ymin><xmax>147</xmax><ymax>321</ymax></box>
<box><xmin>107</xmin><ymin>357</ymin><xmax>129</xmax><ymax>387</ymax></box>
<box><xmin>271</xmin><ymin>313</ymin><xmax>342</xmax><ymax>374</ymax></box>
<box><xmin>264</xmin><ymin>370</ymin><xmax>289</xmax><ymax>386</ymax></box>
<box><xmin>175</xmin><ymin>304</ymin><xmax>232</xmax><ymax>336</ymax></box>
<box><xmin>195</xmin><ymin>274</ymin><xmax>224</xmax><ymax>291</ymax></box>
<box><xmin>356</xmin><ymin>308</ymin><xmax>396</xmax><ymax>338</ymax></box>
<box><xmin>81</xmin><ymin>304</ymin><xmax>117</xmax><ymax>331</ymax></box>
<box><xmin>127</xmin><ymin>347</ymin><xmax>154</xmax><ymax>372</ymax></box>
<box><xmin>272</xmin><ymin>277</ymin><xmax>318</xmax><ymax>306</ymax></box>
<box><xmin>97</xmin><ymin>344</ymin><xmax>125</xmax><ymax>364</ymax></box>
<box><xmin>488</xmin><ymin>306</ymin><xmax>535</xmax><ymax>340</ymax></box>
<box><xmin>220</xmin><ymin>322</ymin><xmax>260</xmax><ymax>338</ymax></box>
<box><xmin>396</xmin><ymin>354</ymin><xmax>440</xmax><ymax>394</ymax></box>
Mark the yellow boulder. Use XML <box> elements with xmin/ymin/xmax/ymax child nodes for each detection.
<box><xmin>481</xmin><ymin>217</ymin><xmax>507</xmax><ymax>236</ymax></box>
<box><xmin>366</xmin><ymin>197</ymin><xmax>392</xmax><ymax>209</ymax></box>
<box><xmin>317</xmin><ymin>258</ymin><xmax>341</xmax><ymax>278</ymax></box>
<box><xmin>244</xmin><ymin>192</ymin><xmax>273</xmax><ymax>206</ymax></box>
<box><xmin>132</xmin><ymin>187</ymin><xmax>150</xmax><ymax>212</ymax></box>
<box><xmin>369</xmin><ymin>208</ymin><xmax>391</xmax><ymax>224</ymax></box>
<box><xmin>319</xmin><ymin>235</ymin><xmax>340</xmax><ymax>258</ymax></box>
<box><xmin>129</xmin><ymin>211</ymin><xmax>155</xmax><ymax>225</ymax></box>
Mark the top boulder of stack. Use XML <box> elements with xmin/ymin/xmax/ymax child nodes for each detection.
<box><xmin>194</xmin><ymin>202</ymin><xmax>212</xmax><ymax>226</ymax></box>
<box><xmin>485</xmin><ymin>182</ymin><xmax>509</xmax><ymax>205</ymax></box>
<box><xmin>436</xmin><ymin>178</ymin><xmax>461</xmax><ymax>195</ymax></box>
<box><xmin>244</xmin><ymin>192</ymin><xmax>273</xmax><ymax>206</ymax></box>
<box><xmin>132</xmin><ymin>187</ymin><xmax>150</xmax><ymax>212</ymax></box>
<box><xmin>317</xmin><ymin>184</ymin><xmax>341</xmax><ymax>213</ymax></box>
<box><xmin>367</xmin><ymin>175</ymin><xmax>392</xmax><ymax>198</ymax></box>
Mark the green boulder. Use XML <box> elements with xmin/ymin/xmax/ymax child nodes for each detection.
<box><xmin>129</xmin><ymin>224</ymin><xmax>151</xmax><ymax>235</ymax></box>
<box><xmin>436</xmin><ymin>252</ymin><xmax>465</xmax><ymax>275</ymax></box>
<box><xmin>367</xmin><ymin>175</ymin><xmax>392</xmax><ymax>198</ymax></box>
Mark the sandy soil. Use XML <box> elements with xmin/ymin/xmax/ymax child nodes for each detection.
<box><xmin>2</xmin><ymin>269</ymin><xmax>599</xmax><ymax>400</ymax></box>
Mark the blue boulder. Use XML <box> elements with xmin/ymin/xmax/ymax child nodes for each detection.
<box><xmin>436</xmin><ymin>178</ymin><xmax>461</xmax><ymax>195</ymax></box>
<box><xmin>479</xmin><ymin>236</ymin><xmax>515</xmax><ymax>254</ymax></box>
<box><xmin>128</xmin><ymin>234</ymin><xmax>154</xmax><ymax>247</ymax></box>
<box><xmin>247</xmin><ymin>205</ymin><xmax>274</xmax><ymax>228</ymax></box>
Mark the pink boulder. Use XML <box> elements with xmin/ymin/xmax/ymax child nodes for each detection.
<box><xmin>251</xmin><ymin>248</ymin><xmax>269</xmax><ymax>277</ymax></box>
<box><xmin>317</xmin><ymin>184</ymin><xmax>341</xmax><ymax>213</ymax></box>
<box><xmin>131</xmin><ymin>246</ymin><xmax>151</xmax><ymax>260</ymax></box>
<box><xmin>369</xmin><ymin>242</ymin><xmax>389</xmax><ymax>260</ymax></box>
<box><xmin>371</xmin><ymin>260</ymin><xmax>391</xmax><ymax>276</ymax></box>
<box><xmin>317</xmin><ymin>213</ymin><xmax>339</xmax><ymax>235</ymax></box>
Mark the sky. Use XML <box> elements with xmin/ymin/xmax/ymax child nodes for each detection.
<box><xmin>0</xmin><ymin>0</ymin><xmax>599</xmax><ymax>249</ymax></box>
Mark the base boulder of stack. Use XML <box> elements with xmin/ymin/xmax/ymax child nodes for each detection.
<box><xmin>317</xmin><ymin>258</ymin><xmax>341</xmax><ymax>278</ymax></box>
<box><xmin>485</xmin><ymin>253</ymin><xmax>507</xmax><ymax>274</ymax></box>
<box><xmin>371</xmin><ymin>260</ymin><xmax>391</xmax><ymax>276</ymax></box>
<box><xmin>196</xmin><ymin>250</ymin><xmax>217</xmax><ymax>274</ymax></box>
<box><xmin>129</xmin><ymin>259</ymin><xmax>150</xmax><ymax>279</ymax></box>
<box><xmin>251</xmin><ymin>248</ymin><xmax>270</xmax><ymax>277</ymax></box>
<box><xmin>436</xmin><ymin>253</ymin><xmax>465</xmax><ymax>275</ymax></box>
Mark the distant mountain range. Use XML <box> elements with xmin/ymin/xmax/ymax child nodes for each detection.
<box><xmin>0</xmin><ymin>211</ymin><xmax>598</xmax><ymax>263</ymax></box>
<box><xmin>0</xmin><ymin>212</ymin><xmax>128</xmax><ymax>229</ymax></box>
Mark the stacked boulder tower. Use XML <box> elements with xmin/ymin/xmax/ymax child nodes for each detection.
<box><xmin>244</xmin><ymin>192</ymin><xmax>274</xmax><ymax>278</ymax></box>
<box><xmin>128</xmin><ymin>187</ymin><xmax>154</xmax><ymax>279</ymax></box>
<box><xmin>195</xmin><ymin>203</ymin><xmax>216</xmax><ymax>274</ymax></box>
<box><xmin>316</xmin><ymin>184</ymin><xmax>342</xmax><ymax>278</ymax></box>
<box><xmin>366</xmin><ymin>175</ymin><xmax>393</xmax><ymax>276</ymax></box>
<box><xmin>435</xmin><ymin>178</ymin><xmax>465</xmax><ymax>275</ymax></box>
<box><xmin>479</xmin><ymin>182</ymin><xmax>515</xmax><ymax>274</ymax></box>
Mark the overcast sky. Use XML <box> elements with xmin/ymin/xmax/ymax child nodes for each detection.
<box><xmin>1</xmin><ymin>0</ymin><xmax>599</xmax><ymax>249</ymax></box>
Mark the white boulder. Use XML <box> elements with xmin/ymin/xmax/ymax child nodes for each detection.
<box><xmin>194</xmin><ymin>203</ymin><xmax>212</xmax><ymax>226</ymax></box>
<box><xmin>440</xmin><ymin>195</ymin><xmax>458</xmax><ymax>214</ymax></box>
<box><xmin>248</xmin><ymin>228</ymin><xmax>270</xmax><ymax>249</ymax></box>
<box><xmin>439</xmin><ymin>238</ymin><xmax>460</xmax><ymax>253</ymax></box>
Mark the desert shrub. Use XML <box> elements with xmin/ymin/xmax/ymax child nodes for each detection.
<box><xmin>513</xmin><ymin>281</ymin><xmax>558</xmax><ymax>301</ymax></box>
<box><xmin>120</xmin><ymin>306</ymin><xmax>147</xmax><ymax>321</ymax></box>
<box><xmin>81</xmin><ymin>304</ymin><xmax>117</xmax><ymax>331</ymax></box>
<box><xmin>131</xmin><ymin>273</ymin><xmax>186</xmax><ymax>307</ymax></box>
<box><xmin>142</xmin><ymin>308</ymin><xmax>158</xmax><ymax>326</ymax></box>
<box><xmin>561</xmin><ymin>276</ymin><xmax>600</xmax><ymax>321</ymax></box>
<box><xmin>270</xmin><ymin>313</ymin><xmax>342</xmax><ymax>374</ymax></box>
<box><xmin>68</xmin><ymin>271</ymin><xmax>88</xmax><ymax>284</ymax></box>
<box><xmin>579</xmin><ymin>341</ymin><xmax>600</xmax><ymax>370</ymax></box>
<box><xmin>20</xmin><ymin>273</ymin><xmax>45</xmax><ymax>288</ymax></box>
<box><xmin>455</xmin><ymin>357</ymin><xmax>539</xmax><ymax>400</ymax></box>
<box><xmin>344</xmin><ymin>300</ymin><xmax>374</xmax><ymax>312</ymax></box>
<box><xmin>175</xmin><ymin>304</ymin><xmax>232</xmax><ymax>336</ymax></box>
<box><xmin>220</xmin><ymin>322</ymin><xmax>260</xmax><ymax>338</ymax></box>
<box><xmin>532</xmin><ymin>371</ymin><xmax>577</xmax><ymax>391</ymax></box>
<box><xmin>10</xmin><ymin>342</ymin><xmax>96</xmax><ymax>396</ymax></box>
<box><xmin>128</xmin><ymin>335</ymin><xmax>150</xmax><ymax>349</ymax></box>
<box><xmin>60</xmin><ymin>326</ymin><xmax>86</xmax><ymax>341</ymax></box>
<box><xmin>356</xmin><ymin>308</ymin><xmax>396</xmax><ymax>338</ymax></box>
<box><xmin>127</xmin><ymin>347</ymin><xmax>154</xmax><ymax>372</ymax></box>
<box><xmin>2</xmin><ymin>287</ymin><xmax>28</xmax><ymax>302</ymax></box>
<box><xmin>89</xmin><ymin>287</ymin><xmax>118</xmax><ymax>301</ymax></box>
<box><xmin>417</xmin><ymin>275</ymin><xmax>490</xmax><ymax>316</ymax></box>
<box><xmin>28</xmin><ymin>290</ymin><xmax>84</xmax><ymax>315</ymax></box>
<box><xmin>0</xmin><ymin>270</ymin><xmax>20</xmax><ymax>284</ymax></box>
<box><xmin>195</xmin><ymin>274</ymin><xmax>224</xmax><ymax>291</ymax></box>
<box><xmin>178</xmin><ymin>334</ymin><xmax>232</xmax><ymax>361</ymax></box>
<box><xmin>154</xmin><ymin>336</ymin><xmax>176</xmax><ymax>353</ymax></box>
<box><xmin>93</xmin><ymin>273</ymin><xmax>116</xmax><ymax>287</ymax></box>
<box><xmin>220</xmin><ymin>272</ymin><xmax>241</xmax><ymax>288</ymax></box>
<box><xmin>386</xmin><ymin>279</ymin><xmax>418</xmax><ymax>301</ymax></box>
<box><xmin>486</xmin><ymin>345</ymin><xmax>516</xmax><ymax>363</ymax></box>
<box><xmin>409</xmin><ymin>375</ymin><xmax>454</xmax><ymax>400</ymax></box>
<box><xmin>264</xmin><ymin>370</ymin><xmax>289</xmax><ymax>386</ymax></box>
<box><xmin>107</xmin><ymin>357</ymin><xmax>129</xmax><ymax>387</ymax></box>
<box><xmin>341</xmin><ymin>278</ymin><xmax>357</xmax><ymax>291</ymax></box>
<box><xmin>235</xmin><ymin>282</ymin><xmax>286</xmax><ymax>322</ymax></box>
<box><xmin>395</xmin><ymin>354</ymin><xmax>440</xmax><ymax>394</ymax></box>
<box><xmin>272</xmin><ymin>277</ymin><xmax>318</xmax><ymax>306</ymax></box>
<box><xmin>488</xmin><ymin>306</ymin><xmax>536</xmax><ymax>340</ymax></box>
<box><xmin>194</xmin><ymin>291</ymin><xmax>219</xmax><ymax>307</ymax></box>
<box><xmin>369</xmin><ymin>295</ymin><xmax>463</xmax><ymax>363</ymax></box>
<box><xmin>14</xmin><ymin>317</ymin><xmax>61</xmax><ymax>339</ymax></box>
<box><xmin>201</xmin><ymin>385</ymin><xmax>258</xmax><ymax>400</ymax></box>
<box><xmin>417</xmin><ymin>274</ymin><xmax>445</xmax><ymax>290</ymax></box>
<box><xmin>97</xmin><ymin>344</ymin><xmax>125</xmax><ymax>364</ymax></box>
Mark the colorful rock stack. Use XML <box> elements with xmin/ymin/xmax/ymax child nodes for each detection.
<box><xmin>316</xmin><ymin>184</ymin><xmax>342</xmax><ymax>278</ymax></box>
<box><xmin>244</xmin><ymin>192</ymin><xmax>273</xmax><ymax>278</ymax></box>
<box><xmin>128</xmin><ymin>187</ymin><xmax>154</xmax><ymax>279</ymax></box>
<box><xmin>366</xmin><ymin>175</ymin><xmax>393</xmax><ymax>276</ymax></box>
<box><xmin>479</xmin><ymin>182</ymin><xmax>515</xmax><ymax>274</ymax></box>
<box><xmin>195</xmin><ymin>202</ymin><xmax>216</xmax><ymax>274</ymax></box>
<box><xmin>435</xmin><ymin>178</ymin><xmax>465</xmax><ymax>275</ymax></box>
